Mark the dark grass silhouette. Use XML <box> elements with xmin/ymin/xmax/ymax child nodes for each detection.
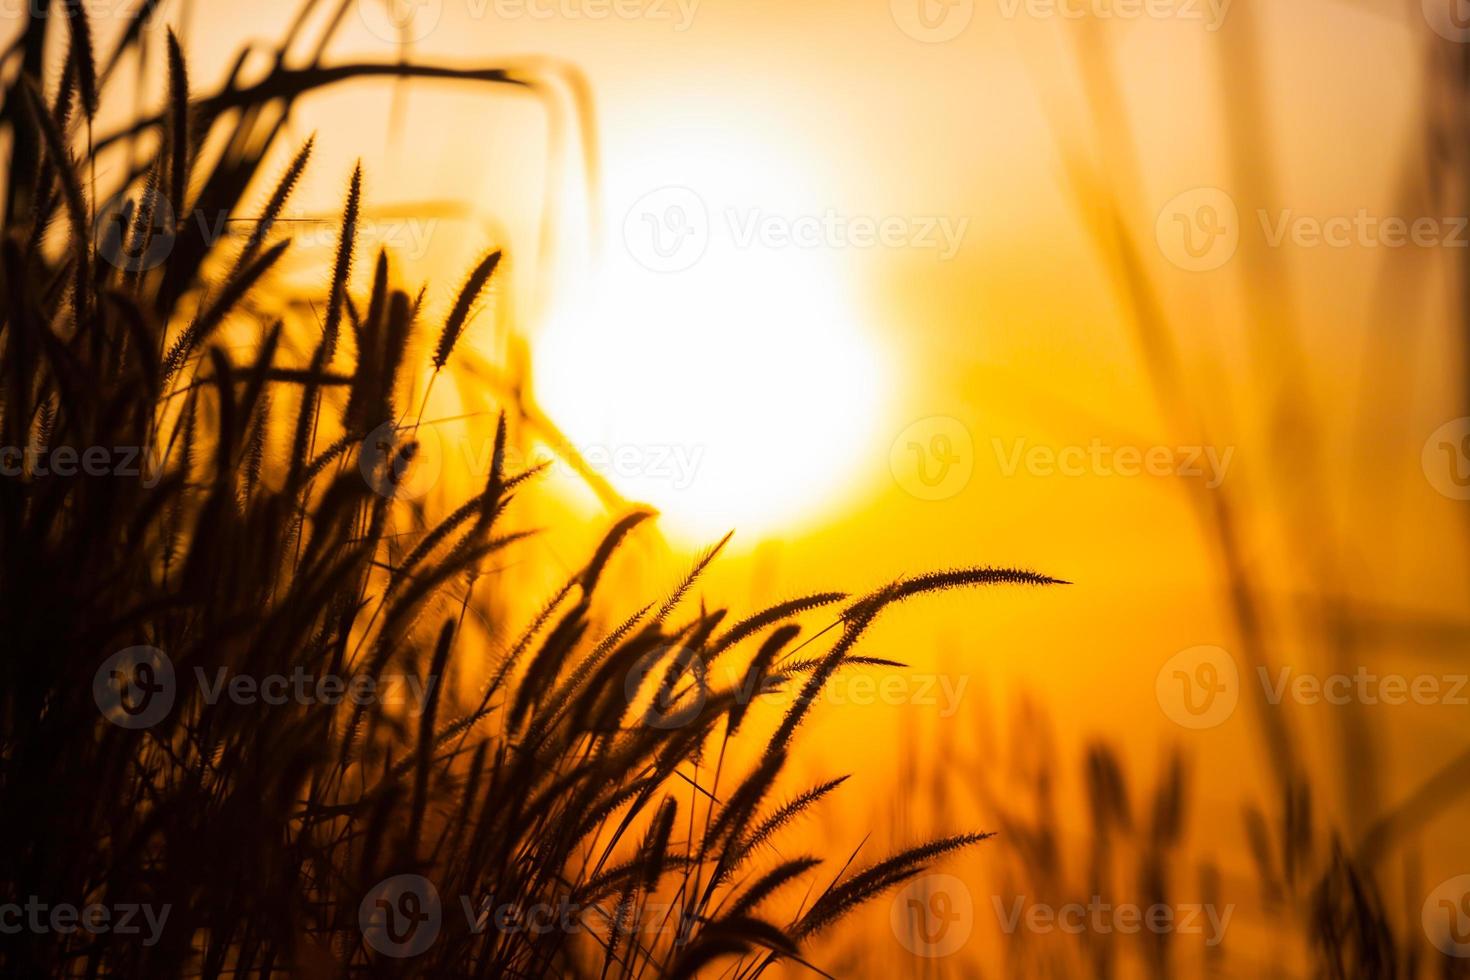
<box><xmin>951</xmin><ymin>700</ymin><xmax>1470</xmax><ymax>980</ymax></box>
<box><xmin>0</xmin><ymin>5</ymin><xmax>1062</xmax><ymax>976</ymax></box>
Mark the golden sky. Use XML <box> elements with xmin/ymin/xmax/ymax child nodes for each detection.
<box><xmin>75</xmin><ymin>0</ymin><xmax>1470</xmax><ymax>970</ymax></box>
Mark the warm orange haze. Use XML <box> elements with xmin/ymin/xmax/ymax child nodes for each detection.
<box><xmin>1</xmin><ymin>0</ymin><xmax>1467</xmax><ymax>976</ymax></box>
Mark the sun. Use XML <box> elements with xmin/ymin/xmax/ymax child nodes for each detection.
<box><xmin>532</xmin><ymin>212</ymin><xmax>890</xmax><ymax>542</ymax></box>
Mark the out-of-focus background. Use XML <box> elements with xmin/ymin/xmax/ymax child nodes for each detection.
<box><xmin>64</xmin><ymin>0</ymin><xmax>1470</xmax><ymax>972</ymax></box>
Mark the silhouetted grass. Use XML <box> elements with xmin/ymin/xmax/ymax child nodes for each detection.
<box><xmin>0</xmin><ymin>5</ymin><xmax>1060</xmax><ymax>976</ymax></box>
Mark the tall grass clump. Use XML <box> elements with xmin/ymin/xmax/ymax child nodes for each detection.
<box><xmin>0</xmin><ymin>5</ymin><xmax>1060</xmax><ymax>975</ymax></box>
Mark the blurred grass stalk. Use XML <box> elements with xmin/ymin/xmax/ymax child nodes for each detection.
<box><xmin>944</xmin><ymin>3</ymin><xmax>1470</xmax><ymax>976</ymax></box>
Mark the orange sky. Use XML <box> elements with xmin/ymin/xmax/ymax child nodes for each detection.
<box><xmin>62</xmin><ymin>0</ymin><xmax>1470</xmax><ymax>970</ymax></box>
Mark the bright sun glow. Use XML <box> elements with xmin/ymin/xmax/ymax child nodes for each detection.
<box><xmin>533</xmin><ymin>153</ymin><xmax>889</xmax><ymax>541</ymax></box>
